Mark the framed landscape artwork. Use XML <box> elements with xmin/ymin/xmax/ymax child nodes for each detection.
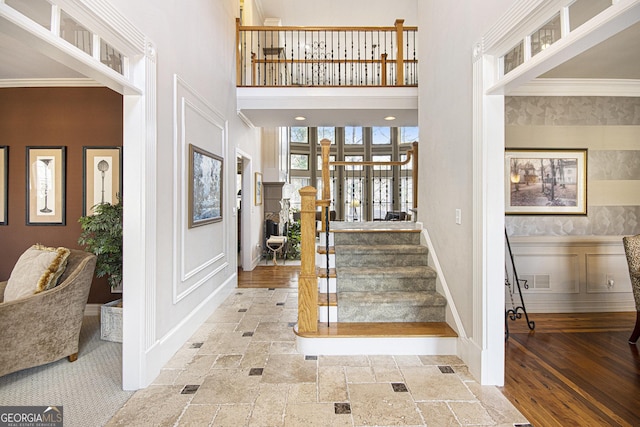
<box><xmin>505</xmin><ymin>148</ymin><xmax>587</xmax><ymax>215</ymax></box>
<box><xmin>83</xmin><ymin>146</ymin><xmax>122</xmax><ymax>216</ymax></box>
<box><xmin>188</xmin><ymin>144</ymin><xmax>223</xmax><ymax>228</ymax></box>
<box><xmin>26</xmin><ymin>146</ymin><xmax>66</xmax><ymax>225</ymax></box>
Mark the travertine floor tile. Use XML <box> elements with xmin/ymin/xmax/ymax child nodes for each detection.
<box><xmin>109</xmin><ymin>287</ymin><xmax>529</xmax><ymax>427</ymax></box>
<box><xmin>401</xmin><ymin>366</ymin><xmax>476</xmax><ymax>401</ymax></box>
<box><xmin>191</xmin><ymin>368</ymin><xmax>261</xmax><ymax>404</ymax></box>
<box><xmin>348</xmin><ymin>382</ymin><xmax>423</xmax><ymax>426</ymax></box>
<box><xmin>211</xmin><ymin>404</ymin><xmax>252</xmax><ymax>426</ymax></box>
<box><xmin>177</xmin><ymin>404</ymin><xmax>217</xmax><ymax>426</ymax></box>
<box><xmin>318</xmin><ymin>366</ymin><xmax>347</xmax><ymax>402</ymax></box>
<box><xmin>417</xmin><ymin>401</ymin><xmax>460</xmax><ymax>426</ymax></box>
<box><xmin>248</xmin><ymin>383</ymin><xmax>288</xmax><ymax>427</ymax></box>
<box><xmin>106</xmin><ymin>385</ymin><xmax>190</xmax><ymax>427</ymax></box>
<box><xmin>448</xmin><ymin>401</ymin><xmax>495</xmax><ymax>425</ymax></box>
<box><xmin>262</xmin><ymin>354</ymin><xmax>317</xmax><ymax>383</ymax></box>
<box><xmin>284</xmin><ymin>403</ymin><xmax>352</xmax><ymax>427</ymax></box>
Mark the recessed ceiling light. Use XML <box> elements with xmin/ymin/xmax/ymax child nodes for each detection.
<box><xmin>384</xmin><ymin>116</ymin><xmax>396</xmax><ymax>121</ymax></box>
<box><xmin>295</xmin><ymin>116</ymin><xmax>306</xmax><ymax>121</ymax></box>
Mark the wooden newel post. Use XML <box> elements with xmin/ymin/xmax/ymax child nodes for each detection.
<box><xmin>298</xmin><ymin>186</ymin><xmax>318</xmax><ymax>333</ymax></box>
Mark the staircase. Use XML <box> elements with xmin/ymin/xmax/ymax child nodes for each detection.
<box><xmin>295</xmin><ymin>220</ymin><xmax>457</xmax><ymax>356</ymax></box>
<box><xmin>334</xmin><ymin>226</ymin><xmax>446</xmax><ymax>323</ymax></box>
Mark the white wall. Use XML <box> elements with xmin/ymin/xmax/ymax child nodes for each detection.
<box><xmin>109</xmin><ymin>0</ymin><xmax>262</xmax><ymax>387</ymax></box>
<box><xmin>257</xmin><ymin>0</ymin><xmax>417</xmax><ymax>26</ymax></box>
<box><xmin>416</xmin><ymin>0</ymin><xmax>511</xmax><ymax>351</ymax></box>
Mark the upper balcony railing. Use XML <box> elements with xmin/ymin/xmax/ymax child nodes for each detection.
<box><xmin>236</xmin><ymin>19</ymin><xmax>417</xmax><ymax>87</ymax></box>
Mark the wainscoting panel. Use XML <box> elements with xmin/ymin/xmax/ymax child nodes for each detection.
<box><xmin>586</xmin><ymin>254</ymin><xmax>632</xmax><ymax>294</ymax></box>
<box><xmin>507</xmin><ymin>236</ymin><xmax>635</xmax><ymax>312</ymax></box>
<box><xmin>173</xmin><ymin>75</ymin><xmax>229</xmax><ymax>303</ymax></box>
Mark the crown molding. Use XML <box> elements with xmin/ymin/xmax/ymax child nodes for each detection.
<box><xmin>508</xmin><ymin>78</ymin><xmax>640</xmax><ymax>96</ymax></box>
<box><xmin>0</xmin><ymin>78</ymin><xmax>102</xmax><ymax>88</ymax></box>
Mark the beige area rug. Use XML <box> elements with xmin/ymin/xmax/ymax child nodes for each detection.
<box><xmin>0</xmin><ymin>316</ymin><xmax>133</xmax><ymax>427</ymax></box>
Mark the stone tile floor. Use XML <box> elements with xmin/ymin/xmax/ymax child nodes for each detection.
<box><xmin>107</xmin><ymin>288</ymin><xmax>531</xmax><ymax>426</ymax></box>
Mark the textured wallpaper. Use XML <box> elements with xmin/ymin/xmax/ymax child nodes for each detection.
<box><xmin>505</xmin><ymin>96</ymin><xmax>640</xmax><ymax>126</ymax></box>
<box><xmin>506</xmin><ymin>96</ymin><xmax>640</xmax><ymax>237</ymax></box>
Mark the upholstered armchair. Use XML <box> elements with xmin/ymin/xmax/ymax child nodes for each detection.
<box><xmin>623</xmin><ymin>234</ymin><xmax>640</xmax><ymax>344</ymax></box>
<box><xmin>0</xmin><ymin>249</ymin><xmax>97</xmax><ymax>377</ymax></box>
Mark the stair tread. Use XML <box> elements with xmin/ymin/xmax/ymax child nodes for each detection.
<box><xmin>338</xmin><ymin>291</ymin><xmax>447</xmax><ymax>306</ymax></box>
<box><xmin>316</xmin><ymin>267</ymin><xmax>337</xmax><ymax>278</ymax></box>
<box><xmin>337</xmin><ymin>265</ymin><xmax>436</xmax><ymax>278</ymax></box>
<box><xmin>294</xmin><ymin>322</ymin><xmax>457</xmax><ymax>338</ymax></box>
<box><xmin>334</xmin><ymin>244</ymin><xmax>427</xmax><ymax>253</ymax></box>
<box><xmin>318</xmin><ymin>292</ymin><xmax>337</xmax><ymax>306</ymax></box>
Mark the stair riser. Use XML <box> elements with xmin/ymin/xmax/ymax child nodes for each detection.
<box><xmin>338</xmin><ymin>277</ymin><xmax>436</xmax><ymax>292</ymax></box>
<box><xmin>338</xmin><ymin>305</ymin><xmax>445</xmax><ymax>323</ymax></box>
<box><xmin>334</xmin><ymin>232</ymin><xmax>420</xmax><ymax>246</ymax></box>
<box><xmin>336</xmin><ymin>253</ymin><xmax>428</xmax><ymax>267</ymax></box>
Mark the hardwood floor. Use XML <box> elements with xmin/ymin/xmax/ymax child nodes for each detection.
<box><xmin>238</xmin><ymin>265</ymin><xmax>299</xmax><ymax>288</ymax></box>
<box><xmin>502</xmin><ymin>312</ymin><xmax>640</xmax><ymax>427</ymax></box>
<box><xmin>238</xmin><ymin>267</ymin><xmax>640</xmax><ymax>425</ymax></box>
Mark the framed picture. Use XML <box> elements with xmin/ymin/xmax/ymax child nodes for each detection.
<box><xmin>83</xmin><ymin>146</ymin><xmax>123</xmax><ymax>216</ymax></box>
<box><xmin>26</xmin><ymin>146</ymin><xmax>66</xmax><ymax>225</ymax></box>
<box><xmin>505</xmin><ymin>148</ymin><xmax>587</xmax><ymax>215</ymax></box>
<box><xmin>255</xmin><ymin>172</ymin><xmax>263</xmax><ymax>206</ymax></box>
<box><xmin>0</xmin><ymin>146</ymin><xmax>7</xmax><ymax>225</ymax></box>
<box><xmin>188</xmin><ymin>144</ymin><xmax>223</xmax><ymax>228</ymax></box>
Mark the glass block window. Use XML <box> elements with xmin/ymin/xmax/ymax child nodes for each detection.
<box><xmin>60</xmin><ymin>11</ymin><xmax>92</xmax><ymax>56</ymax></box>
<box><xmin>290</xmin><ymin>154</ymin><xmax>309</xmax><ymax>170</ymax></box>
<box><xmin>372</xmin><ymin>127</ymin><xmax>391</xmax><ymax>144</ymax></box>
<box><xmin>101</xmin><ymin>39</ymin><xmax>124</xmax><ymax>74</ymax></box>
<box><xmin>290</xmin><ymin>127</ymin><xmax>308</xmax><ymax>143</ymax></box>
<box><xmin>344</xmin><ymin>127</ymin><xmax>363</xmax><ymax>145</ymax></box>
<box><xmin>531</xmin><ymin>14</ymin><xmax>561</xmax><ymax>57</ymax></box>
<box><xmin>503</xmin><ymin>41</ymin><xmax>524</xmax><ymax>75</ymax></box>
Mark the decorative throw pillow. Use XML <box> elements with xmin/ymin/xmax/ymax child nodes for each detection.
<box><xmin>3</xmin><ymin>245</ymin><xmax>71</xmax><ymax>302</ymax></box>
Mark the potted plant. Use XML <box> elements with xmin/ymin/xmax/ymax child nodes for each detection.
<box><xmin>78</xmin><ymin>198</ymin><xmax>123</xmax><ymax>342</ymax></box>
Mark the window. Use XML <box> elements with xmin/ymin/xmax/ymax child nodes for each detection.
<box><xmin>317</xmin><ymin>127</ymin><xmax>335</xmax><ymax>144</ymax></box>
<box><xmin>372</xmin><ymin>127</ymin><xmax>391</xmax><ymax>145</ymax></box>
<box><xmin>400</xmin><ymin>127</ymin><xmax>419</xmax><ymax>143</ymax></box>
<box><xmin>345</xmin><ymin>127</ymin><xmax>363</xmax><ymax>145</ymax></box>
<box><xmin>288</xmin><ymin>126</ymin><xmax>417</xmax><ymax>221</ymax></box>
<box><xmin>290</xmin><ymin>127</ymin><xmax>308</xmax><ymax>143</ymax></box>
<box><xmin>291</xmin><ymin>154</ymin><xmax>309</xmax><ymax>170</ymax></box>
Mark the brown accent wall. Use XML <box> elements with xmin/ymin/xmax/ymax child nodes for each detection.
<box><xmin>0</xmin><ymin>87</ymin><xmax>123</xmax><ymax>303</ymax></box>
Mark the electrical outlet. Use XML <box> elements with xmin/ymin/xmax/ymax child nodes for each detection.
<box><xmin>606</xmin><ymin>274</ymin><xmax>614</xmax><ymax>288</ymax></box>
<box><xmin>455</xmin><ymin>209</ymin><xmax>461</xmax><ymax>225</ymax></box>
